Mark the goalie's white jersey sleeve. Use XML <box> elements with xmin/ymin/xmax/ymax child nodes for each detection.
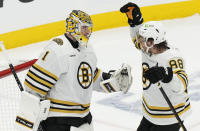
<box><xmin>24</xmin><ymin>34</ymin><xmax>105</xmax><ymax>118</ymax></box>
<box><xmin>141</xmin><ymin>46</ymin><xmax>191</xmax><ymax>125</ymax></box>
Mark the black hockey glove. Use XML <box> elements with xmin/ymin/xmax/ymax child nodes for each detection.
<box><xmin>144</xmin><ymin>66</ymin><xmax>173</xmax><ymax>84</ymax></box>
<box><xmin>102</xmin><ymin>70</ymin><xmax>116</xmax><ymax>80</ymax></box>
<box><xmin>120</xmin><ymin>2</ymin><xmax>143</xmax><ymax>27</ymax></box>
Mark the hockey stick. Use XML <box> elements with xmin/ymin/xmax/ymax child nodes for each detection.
<box><xmin>157</xmin><ymin>82</ymin><xmax>187</xmax><ymax>131</ymax></box>
<box><xmin>0</xmin><ymin>41</ymin><xmax>24</xmax><ymax>92</ymax></box>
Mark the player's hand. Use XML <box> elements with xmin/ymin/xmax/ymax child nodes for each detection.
<box><xmin>144</xmin><ymin>66</ymin><xmax>173</xmax><ymax>84</ymax></box>
<box><xmin>120</xmin><ymin>2</ymin><xmax>143</xmax><ymax>27</ymax></box>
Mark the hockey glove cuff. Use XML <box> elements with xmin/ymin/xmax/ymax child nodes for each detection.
<box><xmin>100</xmin><ymin>64</ymin><xmax>132</xmax><ymax>94</ymax></box>
<box><xmin>162</xmin><ymin>67</ymin><xmax>173</xmax><ymax>83</ymax></box>
<box><xmin>102</xmin><ymin>70</ymin><xmax>116</xmax><ymax>80</ymax></box>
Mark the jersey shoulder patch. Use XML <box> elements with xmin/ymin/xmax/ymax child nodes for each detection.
<box><xmin>52</xmin><ymin>38</ymin><xmax>63</xmax><ymax>46</ymax></box>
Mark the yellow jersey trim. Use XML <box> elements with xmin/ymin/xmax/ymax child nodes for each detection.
<box><xmin>24</xmin><ymin>80</ymin><xmax>47</xmax><ymax>95</ymax></box>
<box><xmin>93</xmin><ymin>68</ymin><xmax>101</xmax><ymax>83</ymax></box>
<box><xmin>48</xmin><ymin>98</ymin><xmax>90</xmax><ymax>107</ymax></box>
<box><xmin>143</xmin><ymin>104</ymin><xmax>191</xmax><ymax>118</ymax></box>
<box><xmin>33</xmin><ymin>64</ymin><xmax>58</xmax><ymax>81</ymax></box>
<box><xmin>143</xmin><ymin>96</ymin><xmax>185</xmax><ymax>110</ymax></box>
<box><xmin>49</xmin><ymin>108</ymin><xmax>90</xmax><ymax>114</ymax></box>
<box><xmin>27</xmin><ymin>71</ymin><xmax>54</xmax><ymax>88</ymax></box>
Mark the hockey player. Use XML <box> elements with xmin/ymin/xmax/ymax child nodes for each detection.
<box><xmin>120</xmin><ymin>3</ymin><xmax>191</xmax><ymax>131</ymax></box>
<box><xmin>15</xmin><ymin>10</ymin><xmax>132</xmax><ymax>131</ymax></box>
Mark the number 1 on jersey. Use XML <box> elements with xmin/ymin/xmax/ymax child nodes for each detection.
<box><xmin>42</xmin><ymin>51</ymin><xmax>50</xmax><ymax>61</ymax></box>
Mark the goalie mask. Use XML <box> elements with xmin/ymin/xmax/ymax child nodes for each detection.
<box><xmin>66</xmin><ymin>10</ymin><xmax>93</xmax><ymax>47</ymax></box>
<box><xmin>136</xmin><ymin>21</ymin><xmax>166</xmax><ymax>53</ymax></box>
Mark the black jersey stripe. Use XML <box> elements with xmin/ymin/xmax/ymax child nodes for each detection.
<box><xmin>173</xmin><ymin>69</ymin><xmax>188</xmax><ymax>92</ymax></box>
<box><xmin>143</xmin><ymin>102</ymin><xmax>191</xmax><ymax>118</ymax></box>
<box><xmin>29</xmin><ymin>69</ymin><xmax>54</xmax><ymax>85</ymax></box>
<box><xmin>27</xmin><ymin>74</ymin><xmax>51</xmax><ymax>90</ymax></box>
<box><xmin>24</xmin><ymin>79</ymin><xmax>48</xmax><ymax>95</ymax></box>
<box><xmin>48</xmin><ymin>98</ymin><xmax>90</xmax><ymax>107</ymax></box>
<box><xmin>143</xmin><ymin>97</ymin><xmax>189</xmax><ymax>111</ymax></box>
<box><xmin>178</xmin><ymin>73</ymin><xmax>188</xmax><ymax>86</ymax></box>
<box><xmin>176</xmin><ymin>74</ymin><xmax>188</xmax><ymax>92</ymax></box>
<box><xmin>50</xmin><ymin>106</ymin><xmax>88</xmax><ymax>111</ymax></box>
<box><xmin>32</xmin><ymin>64</ymin><xmax>58</xmax><ymax>82</ymax></box>
<box><xmin>142</xmin><ymin>100</ymin><xmax>189</xmax><ymax>112</ymax></box>
<box><xmin>50</xmin><ymin>101</ymin><xmax>90</xmax><ymax>109</ymax></box>
<box><xmin>27</xmin><ymin>71</ymin><xmax>54</xmax><ymax>89</ymax></box>
<box><xmin>50</xmin><ymin>106</ymin><xmax>89</xmax><ymax>111</ymax></box>
<box><xmin>176</xmin><ymin>71</ymin><xmax>188</xmax><ymax>80</ymax></box>
<box><xmin>177</xmin><ymin>72</ymin><xmax>188</xmax><ymax>86</ymax></box>
<box><xmin>49</xmin><ymin>107</ymin><xmax>90</xmax><ymax>114</ymax></box>
<box><xmin>174</xmin><ymin>70</ymin><xmax>188</xmax><ymax>83</ymax></box>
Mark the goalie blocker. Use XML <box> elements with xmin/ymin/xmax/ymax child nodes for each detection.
<box><xmin>16</xmin><ymin>91</ymin><xmax>50</xmax><ymax>131</ymax></box>
<box><xmin>100</xmin><ymin>64</ymin><xmax>132</xmax><ymax>93</ymax></box>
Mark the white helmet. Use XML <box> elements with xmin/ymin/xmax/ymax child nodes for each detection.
<box><xmin>138</xmin><ymin>21</ymin><xmax>166</xmax><ymax>44</ymax></box>
<box><xmin>137</xmin><ymin>21</ymin><xmax>166</xmax><ymax>53</ymax></box>
<box><xmin>66</xmin><ymin>10</ymin><xmax>93</xmax><ymax>47</ymax></box>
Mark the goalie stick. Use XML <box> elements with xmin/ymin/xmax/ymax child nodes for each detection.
<box><xmin>0</xmin><ymin>42</ymin><xmax>50</xmax><ymax>131</ymax></box>
<box><xmin>157</xmin><ymin>82</ymin><xmax>187</xmax><ymax>131</ymax></box>
<box><xmin>0</xmin><ymin>41</ymin><xmax>24</xmax><ymax>91</ymax></box>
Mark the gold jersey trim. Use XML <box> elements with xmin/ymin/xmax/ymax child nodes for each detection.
<box><xmin>48</xmin><ymin>98</ymin><xmax>90</xmax><ymax>107</ymax></box>
<box><xmin>142</xmin><ymin>96</ymin><xmax>191</xmax><ymax>118</ymax></box>
<box><xmin>24</xmin><ymin>79</ymin><xmax>47</xmax><ymax>96</ymax></box>
<box><xmin>143</xmin><ymin>103</ymin><xmax>191</xmax><ymax>118</ymax></box>
<box><xmin>48</xmin><ymin>98</ymin><xmax>90</xmax><ymax>114</ymax></box>
<box><xmin>33</xmin><ymin>64</ymin><xmax>58</xmax><ymax>81</ymax></box>
<box><xmin>49</xmin><ymin>108</ymin><xmax>89</xmax><ymax>114</ymax></box>
<box><xmin>143</xmin><ymin>96</ymin><xmax>187</xmax><ymax>110</ymax></box>
<box><xmin>27</xmin><ymin>70</ymin><xmax>54</xmax><ymax>89</ymax></box>
<box><xmin>93</xmin><ymin>68</ymin><xmax>101</xmax><ymax>83</ymax></box>
<box><xmin>174</xmin><ymin>69</ymin><xmax>188</xmax><ymax>92</ymax></box>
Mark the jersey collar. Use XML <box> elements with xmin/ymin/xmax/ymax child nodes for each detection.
<box><xmin>64</xmin><ymin>33</ymin><xmax>79</xmax><ymax>49</ymax></box>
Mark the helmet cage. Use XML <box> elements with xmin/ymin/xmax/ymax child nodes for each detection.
<box><xmin>66</xmin><ymin>10</ymin><xmax>93</xmax><ymax>47</ymax></box>
<box><xmin>136</xmin><ymin>21</ymin><xmax>166</xmax><ymax>53</ymax></box>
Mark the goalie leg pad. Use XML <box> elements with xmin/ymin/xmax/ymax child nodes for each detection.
<box><xmin>16</xmin><ymin>91</ymin><xmax>50</xmax><ymax>131</ymax></box>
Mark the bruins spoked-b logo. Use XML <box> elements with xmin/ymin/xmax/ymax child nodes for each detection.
<box><xmin>77</xmin><ymin>62</ymin><xmax>93</xmax><ymax>89</ymax></box>
<box><xmin>142</xmin><ymin>63</ymin><xmax>151</xmax><ymax>90</ymax></box>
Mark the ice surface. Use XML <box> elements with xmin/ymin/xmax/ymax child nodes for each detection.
<box><xmin>0</xmin><ymin>14</ymin><xmax>200</xmax><ymax>131</ymax></box>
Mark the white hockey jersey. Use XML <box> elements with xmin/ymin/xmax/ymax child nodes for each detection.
<box><xmin>24</xmin><ymin>34</ymin><xmax>105</xmax><ymax>118</ymax></box>
<box><xmin>130</xmin><ymin>26</ymin><xmax>191</xmax><ymax>125</ymax></box>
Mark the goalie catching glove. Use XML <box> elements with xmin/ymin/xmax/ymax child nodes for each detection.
<box><xmin>100</xmin><ymin>63</ymin><xmax>132</xmax><ymax>93</ymax></box>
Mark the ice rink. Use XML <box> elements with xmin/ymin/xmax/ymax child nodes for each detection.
<box><xmin>0</xmin><ymin>14</ymin><xmax>200</xmax><ymax>131</ymax></box>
